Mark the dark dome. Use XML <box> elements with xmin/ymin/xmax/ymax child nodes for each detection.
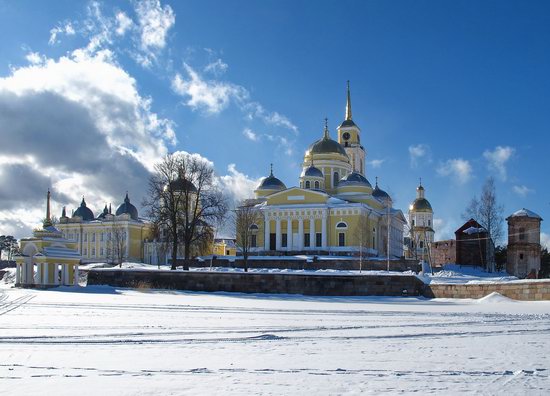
<box><xmin>411</xmin><ymin>198</ymin><xmax>433</xmax><ymax>212</ymax></box>
<box><xmin>338</xmin><ymin>172</ymin><xmax>372</xmax><ymax>188</ymax></box>
<box><xmin>258</xmin><ymin>174</ymin><xmax>286</xmax><ymax>191</ymax></box>
<box><xmin>338</xmin><ymin>119</ymin><xmax>357</xmax><ymax>128</ymax></box>
<box><xmin>303</xmin><ymin>165</ymin><xmax>323</xmax><ymax>178</ymax></box>
<box><xmin>97</xmin><ymin>204</ymin><xmax>109</xmax><ymax>219</ymax></box>
<box><xmin>309</xmin><ymin>136</ymin><xmax>348</xmax><ymax>156</ymax></box>
<box><xmin>116</xmin><ymin>193</ymin><xmax>138</xmax><ymax>220</ymax></box>
<box><xmin>170</xmin><ymin>177</ymin><xmax>197</xmax><ymax>192</ymax></box>
<box><xmin>373</xmin><ymin>180</ymin><xmax>391</xmax><ymax>201</ymax></box>
<box><xmin>73</xmin><ymin>198</ymin><xmax>95</xmax><ymax>221</ymax></box>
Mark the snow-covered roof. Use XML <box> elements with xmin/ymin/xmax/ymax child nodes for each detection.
<box><xmin>42</xmin><ymin>246</ymin><xmax>81</xmax><ymax>259</ymax></box>
<box><xmin>463</xmin><ymin>226</ymin><xmax>486</xmax><ymax>235</ymax></box>
<box><xmin>508</xmin><ymin>208</ymin><xmax>542</xmax><ymax>220</ymax></box>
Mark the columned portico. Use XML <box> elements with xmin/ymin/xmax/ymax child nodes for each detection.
<box><xmin>264</xmin><ymin>213</ymin><xmax>270</xmax><ymax>250</ymax></box>
<box><xmin>275</xmin><ymin>218</ymin><xmax>282</xmax><ymax>250</ymax></box>
<box><xmin>321</xmin><ymin>214</ymin><xmax>327</xmax><ymax>248</ymax></box>
<box><xmin>309</xmin><ymin>218</ymin><xmax>315</xmax><ymax>250</ymax></box>
<box><xmin>286</xmin><ymin>218</ymin><xmax>292</xmax><ymax>251</ymax></box>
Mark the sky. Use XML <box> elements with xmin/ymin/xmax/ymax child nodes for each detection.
<box><xmin>0</xmin><ymin>0</ymin><xmax>548</xmax><ymax>247</ymax></box>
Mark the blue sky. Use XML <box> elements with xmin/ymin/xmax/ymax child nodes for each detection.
<box><xmin>0</xmin><ymin>0</ymin><xmax>548</xmax><ymax>245</ymax></box>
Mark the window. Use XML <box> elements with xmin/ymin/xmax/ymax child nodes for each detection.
<box><xmin>84</xmin><ymin>233</ymin><xmax>87</xmax><ymax>242</ymax></box>
<box><xmin>83</xmin><ymin>248</ymin><xmax>87</xmax><ymax>256</ymax></box>
<box><xmin>314</xmin><ymin>181</ymin><xmax>320</xmax><ymax>189</ymax></box>
<box><xmin>412</xmin><ymin>219</ymin><xmax>415</xmax><ymax>226</ymax></box>
<box><xmin>336</xmin><ymin>222</ymin><xmax>347</xmax><ymax>229</ymax></box>
<box><xmin>304</xmin><ymin>233</ymin><xmax>310</xmax><ymax>247</ymax></box>
<box><xmin>249</xmin><ymin>224</ymin><xmax>259</xmax><ymax>231</ymax></box>
<box><xmin>282</xmin><ymin>234</ymin><xmax>287</xmax><ymax>247</ymax></box>
<box><xmin>107</xmin><ymin>232</ymin><xmax>111</xmax><ymax>241</ymax></box>
<box><xmin>519</xmin><ymin>253</ymin><xmax>524</xmax><ymax>260</ymax></box>
<box><xmin>92</xmin><ymin>247</ymin><xmax>96</xmax><ymax>256</ymax></box>
<box><xmin>338</xmin><ymin>232</ymin><xmax>345</xmax><ymax>247</ymax></box>
<box><xmin>428</xmin><ymin>220</ymin><xmax>431</xmax><ymax>226</ymax></box>
<box><xmin>519</xmin><ymin>227</ymin><xmax>525</xmax><ymax>241</ymax></box>
<box><xmin>91</xmin><ymin>233</ymin><xmax>95</xmax><ymax>242</ymax></box>
<box><xmin>333</xmin><ymin>172</ymin><xmax>339</xmax><ymax>187</ymax></box>
<box><xmin>251</xmin><ymin>234</ymin><xmax>257</xmax><ymax>248</ymax></box>
<box><xmin>100</xmin><ymin>247</ymin><xmax>104</xmax><ymax>256</ymax></box>
<box><xmin>315</xmin><ymin>233</ymin><xmax>322</xmax><ymax>247</ymax></box>
<box><xmin>305</xmin><ymin>180</ymin><xmax>311</xmax><ymax>189</ymax></box>
<box><xmin>100</xmin><ymin>233</ymin><xmax>104</xmax><ymax>242</ymax></box>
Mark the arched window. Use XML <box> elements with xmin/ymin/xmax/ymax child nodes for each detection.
<box><xmin>333</xmin><ymin>171</ymin><xmax>339</xmax><ymax>187</ymax></box>
<box><xmin>336</xmin><ymin>222</ymin><xmax>347</xmax><ymax>229</ymax></box>
<box><xmin>412</xmin><ymin>219</ymin><xmax>415</xmax><ymax>226</ymax></box>
<box><xmin>249</xmin><ymin>224</ymin><xmax>259</xmax><ymax>231</ymax></box>
<box><xmin>305</xmin><ymin>180</ymin><xmax>311</xmax><ymax>189</ymax></box>
<box><xmin>314</xmin><ymin>181</ymin><xmax>320</xmax><ymax>189</ymax></box>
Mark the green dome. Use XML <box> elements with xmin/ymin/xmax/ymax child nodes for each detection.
<box><xmin>308</xmin><ymin>136</ymin><xmax>347</xmax><ymax>156</ymax></box>
<box><xmin>411</xmin><ymin>198</ymin><xmax>433</xmax><ymax>212</ymax></box>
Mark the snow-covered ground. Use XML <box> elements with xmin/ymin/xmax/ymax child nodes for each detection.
<box><xmin>422</xmin><ymin>264</ymin><xmax>519</xmax><ymax>285</ymax></box>
<box><xmin>0</xmin><ymin>285</ymin><xmax>549</xmax><ymax>395</ymax></box>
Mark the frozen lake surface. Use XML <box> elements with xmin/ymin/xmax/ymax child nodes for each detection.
<box><xmin>0</xmin><ymin>285</ymin><xmax>549</xmax><ymax>395</ymax></box>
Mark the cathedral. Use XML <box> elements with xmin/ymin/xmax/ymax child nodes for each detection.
<box><xmin>56</xmin><ymin>194</ymin><xmax>151</xmax><ymax>263</ymax></box>
<box><xmin>245</xmin><ymin>83</ymin><xmax>407</xmax><ymax>258</ymax></box>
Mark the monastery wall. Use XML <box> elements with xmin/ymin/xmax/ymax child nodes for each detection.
<box><xmin>424</xmin><ymin>280</ymin><xmax>550</xmax><ymax>301</ymax></box>
<box><xmin>87</xmin><ymin>269</ymin><xmax>424</xmax><ymax>297</ymax></box>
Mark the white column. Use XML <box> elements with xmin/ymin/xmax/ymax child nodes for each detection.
<box><xmin>298</xmin><ymin>218</ymin><xmax>304</xmax><ymax>250</ymax></box>
<box><xmin>309</xmin><ymin>218</ymin><xmax>315</xmax><ymax>250</ymax></box>
<box><xmin>64</xmin><ymin>265</ymin><xmax>70</xmax><ymax>285</ymax></box>
<box><xmin>15</xmin><ymin>263</ymin><xmax>21</xmax><ymax>285</ymax></box>
<box><xmin>74</xmin><ymin>265</ymin><xmax>79</xmax><ymax>286</ymax></box>
<box><xmin>54</xmin><ymin>265</ymin><xmax>59</xmax><ymax>285</ymax></box>
<box><xmin>287</xmin><ymin>218</ymin><xmax>292</xmax><ymax>251</ymax></box>
<box><xmin>36</xmin><ymin>263</ymin><xmax>42</xmax><ymax>285</ymax></box>
<box><xmin>321</xmin><ymin>214</ymin><xmax>327</xmax><ymax>249</ymax></box>
<box><xmin>44</xmin><ymin>263</ymin><xmax>49</xmax><ymax>285</ymax></box>
<box><xmin>275</xmin><ymin>218</ymin><xmax>281</xmax><ymax>251</ymax></box>
<box><xmin>264</xmin><ymin>214</ymin><xmax>270</xmax><ymax>251</ymax></box>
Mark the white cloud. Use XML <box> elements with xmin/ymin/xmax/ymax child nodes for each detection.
<box><xmin>218</xmin><ymin>164</ymin><xmax>261</xmax><ymax>205</ymax></box>
<box><xmin>541</xmin><ymin>232</ymin><xmax>550</xmax><ymax>250</ymax></box>
<box><xmin>243</xmin><ymin>101</ymin><xmax>298</xmax><ymax>134</ymax></box>
<box><xmin>367</xmin><ymin>159</ymin><xmax>385</xmax><ymax>169</ymax></box>
<box><xmin>204</xmin><ymin>58</ymin><xmax>228</xmax><ymax>76</ymax></box>
<box><xmin>48</xmin><ymin>22</ymin><xmax>76</xmax><ymax>45</ymax></box>
<box><xmin>115</xmin><ymin>12</ymin><xmax>134</xmax><ymax>36</ymax></box>
<box><xmin>25</xmin><ymin>52</ymin><xmax>45</xmax><ymax>65</ymax></box>
<box><xmin>135</xmin><ymin>0</ymin><xmax>175</xmax><ymax>66</ymax></box>
<box><xmin>437</xmin><ymin>158</ymin><xmax>472</xmax><ymax>184</ymax></box>
<box><xmin>408</xmin><ymin>144</ymin><xmax>430</xmax><ymax>167</ymax></box>
<box><xmin>483</xmin><ymin>146</ymin><xmax>514</xmax><ymax>181</ymax></box>
<box><xmin>243</xmin><ymin>128</ymin><xmax>260</xmax><ymax>142</ymax></box>
<box><xmin>171</xmin><ymin>63</ymin><xmax>247</xmax><ymax>114</ymax></box>
<box><xmin>513</xmin><ymin>185</ymin><xmax>534</xmax><ymax>197</ymax></box>
<box><xmin>0</xmin><ymin>50</ymin><xmax>175</xmax><ymax>238</ymax></box>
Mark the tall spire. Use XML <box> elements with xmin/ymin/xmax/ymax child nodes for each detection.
<box><xmin>323</xmin><ymin>117</ymin><xmax>330</xmax><ymax>139</ymax></box>
<box><xmin>345</xmin><ymin>80</ymin><xmax>352</xmax><ymax>121</ymax></box>
<box><xmin>269</xmin><ymin>163</ymin><xmax>273</xmax><ymax>177</ymax></box>
<box><xmin>43</xmin><ymin>189</ymin><xmax>52</xmax><ymax>228</ymax></box>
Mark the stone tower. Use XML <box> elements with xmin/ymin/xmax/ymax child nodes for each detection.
<box><xmin>506</xmin><ymin>208</ymin><xmax>543</xmax><ymax>278</ymax></box>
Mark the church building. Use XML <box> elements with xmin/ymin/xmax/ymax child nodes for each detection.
<box><xmin>245</xmin><ymin>83</ymin><xmax>407</xmax><ymax>258</ymax></box>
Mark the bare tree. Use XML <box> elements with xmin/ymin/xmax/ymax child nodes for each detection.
<box><xmin>353</xmin><ymin>215</ymin><xmax>371</xmax><ymax>272</ymax></box>
<box><xmin>463</xmin><ymin>177</ymin><xmax>504</xmax><ymax>244</ymax></box>
<box><xmin>106</xmin><ymin>218</ymin><xmax>127</xmax><ymax>267</ymax></box>
<box><xmin>144</xmin><ymin>153</ymin><xmax>228</xmax><ymax>270</ymax></box>
<box><xmin>234</xmin><ymin>201</ymin><xmax>263</xmax><ymax>272</ymax></box>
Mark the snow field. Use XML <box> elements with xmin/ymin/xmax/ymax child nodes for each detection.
<box><xmin>0</xmin><ymin>286</ymin><xmax>549</xmax><ymax>395</ymax></box>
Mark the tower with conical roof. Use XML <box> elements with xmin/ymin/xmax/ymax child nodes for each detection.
<box><xmin>407</xmin><ymin>179</ymin><xmax>434</xmax><ymax>259</ymax></box>
<box><xmin>337</xmin><ymin>81</ymin><xmax>366</xmax><ymax>176</ymax></box>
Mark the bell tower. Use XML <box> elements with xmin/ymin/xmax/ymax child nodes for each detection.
<box><xmin>337</xmin><ymin>81</ymin><xmax>366</xmax><ymax>175</ymax></box>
